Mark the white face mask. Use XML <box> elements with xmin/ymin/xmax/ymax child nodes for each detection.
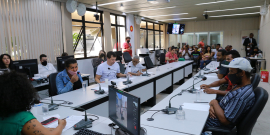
<box><xmin>247</xmin><ymin>48</ymin><xmax>250</xmax><ymax>50</ymax></box>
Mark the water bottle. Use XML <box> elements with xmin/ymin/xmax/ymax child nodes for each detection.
<box><xmin>176</xmin><ymin>105</ymin><xmax>185</xmax><ymax>120</ymax></box>
<box><xmin>167</xmin><ymin>60</ymin><xmax>169</xmax><ymax>64</ymax></box>
<box><xmin>156</xmin><ymin>65</ymin><xmax>160</xmax><ymax>71</ymax></box>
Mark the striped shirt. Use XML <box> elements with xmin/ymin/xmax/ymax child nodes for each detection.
<box><xmin>205</xmin><ymin>84</ymin><xmax>255</xmax><ymax>128</ymax></box>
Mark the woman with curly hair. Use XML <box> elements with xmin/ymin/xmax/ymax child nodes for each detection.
<box><xmin>0</xmin><ymin>54</ymin><xmax>13</xmax><ymax>70</ymax></box>
<box><xmin>0</xmin><ymin>72</ymin><xmax>66</xmax><ymax>135</ymax></box>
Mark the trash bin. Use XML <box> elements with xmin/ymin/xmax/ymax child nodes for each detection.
<box><xmin>256</xmin><ymin>60</ymin><xmax>266</xmax><ymax>74</ymax></box>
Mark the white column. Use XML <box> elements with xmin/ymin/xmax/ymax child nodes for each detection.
<box><xmin>103</xmin><ymin>11</ymin><xmax>112</xmax><ymax>52</ymax></box>
<box><xmin>126</xmin><ymin>14</ymin><xmax>135</xmax><ymax>54</ymax></box>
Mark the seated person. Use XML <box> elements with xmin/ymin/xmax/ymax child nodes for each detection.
<box><xmin>191</xmin><ymin>47</ymin><xmax>200</xmax><ymax>59</ymax></box>
<box><xmin>251</xmin><ymin>47</ymin><xmax>259</xmax><ymax>57</ymax></box>
<box><xmin>95</xmin><ymin>51</ymin><xmax>127</xmax><ymax>83</ymax></box>
<box><xmin>56</xmin><ymin>58</ymin><xmax>83</xmax><ymax>94</ymax></box>
<box><xmin>246</xmin><ymin>45</ymin><xmax>251</xmax><ymax>57</ymax></box>
<box><xmin>165</xmin><ymin>47</ymin><xmax>178</xmax><ymax>63</ymax></box>
<box><xmin>166</xmin><ymin>47</ymin><xmax>172</xmax><ymax>55</ymax></box>
<box><xmin>0</xmin><ymin>54</ymin><xmax>13</xmax><ymax>72</ymax></box>
<box><xmin>0</xmin><ymin>71</ymin><xmax>66</xmax><ymax>135</ymax></box>
<box><xmin>216</xmin><ymin>49</ymin><xmax>229</xmax><ymax>79</ymax></box>
<box><xmin>200</xmin><ymin>46</ymin><xmax>212</xmax><ymax>69</ymax></box>
<box><xmin>125</xmin><ymin>55</ymin><xmax>146</xmax><ymax>76</ymax></box>
<box><xmin>93</xmin><ymin>50</ymin><xmax>107</xmax><ymax>68</ymax></box>
<box><xmin>204</xmin><ymin>57</ymin><xmax>255</xmax><ymax>129</ymax></box>
<box><xmin>201</xmin><ymin>50</ymin><xmax>240</xmax><ymax>97</ymax></box>
<box><xmin>180</xmin><ymin>45</ymin><xmax>192</xmax><ymax>60</ymax></box>
<box><xmin>61</xmin><ymin>52</ymin><xmax>69</xmax><ymax>57</ymax></box>
<box><xmin>37</xmin><ymin>54</ymin><xmax>57</xmax><ymax>78</ymax></box>
<box><xmin>213</xmin><ymin>44</ymin><xmax>220</xmax><ymax>60</ymax></box>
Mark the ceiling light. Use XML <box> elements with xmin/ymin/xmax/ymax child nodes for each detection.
<box><xmin>125</xmin><ymin>6</ymin><xmax>176</xmax><ymax>13</ymax></box>
<box><xmin>196</xmin><ymin>0</ymin><xmax>234</xmax><ymax>6</ymax></box>
<box><xmin>98</xmin><ymin>0</ymin><xmax>135</xmax><ymax>6</ymax></box>
<box><xmin>158</xmin><ymin>17</ymin><xmax>197</xmax><ymax>21</ymax></box>
<box><xmin>147</xmin><ymin>0</ymin><xmax>170</xmax><ymax>4</ymax></box>
<box><xmin>146</xmin><ymin>13</ymin><xmax>188</xmax><ymax>17</ymax></box>
<box><xmin>206</xmin><ymin>6</ymin><xmax>260</xmax><ymax>12</ymax></box>
<box><xmin>210</xmin><ymin>12</ymin><xmax>260</xmax><ymax>17</ymax></box>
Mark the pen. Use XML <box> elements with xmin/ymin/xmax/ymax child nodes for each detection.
<box><xmin>63</xmin><ymin>116</ymin><xmax>69</xmax><ymax>119</ymax></box>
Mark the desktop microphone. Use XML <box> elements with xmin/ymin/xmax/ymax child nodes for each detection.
<box><xmin>123</xmin><ymin>66</ymin><xmax>132</xmax><ymax>85</ymax></box>
<box><xmin>202</xmin><ymin>66</ymin><xmax>210</xmax><ymax>71</ymax></box>
<box><xmin>196</xmin><ymin>69</ymin><xmax>205</xmax><ymax>78</ymax></box>
<box><xmin>187</xmin><ymin>77</ymin><xmax>207</xmax><ymax>93</ymax></box>
<box><xmin>142</xmin><ymin>69</ymin><xmax>150</xmax><ymax>76</ymax></box>
<box><xmin>39</xmin><ymin>93</ymin><xmax>59</xmax><ymax>111</ymax></box>
<box><xmin>94</xmin><ymin>82</ymin><xmax>105</xmax><ymax>94</ymax></box>
<box><xmin>161</xmin><ymin>90</ymin><xmax>185</xmax><ymax>115</ymax></box>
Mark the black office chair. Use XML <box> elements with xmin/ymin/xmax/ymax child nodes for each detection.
<box><xmin>204</xmin><ymin>87</ymin><xmax>268</xmax><ymax>135</ymax></box>
<box><xmin>114</xmin><ymin>51</ymin><xmax>122</xmax><ymax>63</ymax></box>
<box><xmin>155</xmin><ymin>50</ymin><xmax>161</xmax><ymax>61</ymax></box>
<box><xmin>251</xmin><ymin>73</ymin><xmax>261</xmax><ymax>89</ymax></box>
<box><xmin>48</xmin><ymin>72</ymin><xmax>59</xmax><ymax>96</ymax></box>
<box><xmin>117</xmin><ymin>62</ymin><xmax>125</xmax><ymax>74</ymax></box>
<box><xmin>123</xmin><ymin>52</ymin><xmax>132</xmax><ymax>63</ymax></box>
<box><xmin>94</xmin><ymin>67</ymin><xmax>97</xmax><ymax>78</ymax></box>
<box><xmin>144</xmin><ymin>56</ymin><xmax>154</xmax><ymax>69</ymax></box>
<box><xmin>159</xmin><ymin>53</ymin><xmax>166</xmax><ymax>65</ymax></box>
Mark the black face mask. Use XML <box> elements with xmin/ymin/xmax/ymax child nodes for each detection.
<box><xmin>127</xmin><ymin>40</ymin><xmax>130</xmax><ymax>43</ymax></box>
<box><xmin>41</xmin><ymin>61</ymin><xmax>47</xmax><ymax>66</ymax></box>
<box><xmin>100</xmin><ymin>53</ymin><xmax>105</xmax><ymax>58</ymax></box>
<box><xmin>228</xmin><ymin>73</ymin><xmax>242</xmax><ymax>85</ymax></box>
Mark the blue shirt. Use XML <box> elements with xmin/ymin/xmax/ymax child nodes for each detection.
<box><xmin>205</xmin><ymin>84</ymin><xmax>255</xmax><ymax>128</ymax></box>
<box><xmin>56</xmin><ymin>69</ymin><xmax>83</xmax><ymax>94</ymax></box>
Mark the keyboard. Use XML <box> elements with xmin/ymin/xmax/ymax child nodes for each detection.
<box><xmin>74</xmin><ymin>128</ymin><xmax>106</xmax><ymax>135</ymax></box>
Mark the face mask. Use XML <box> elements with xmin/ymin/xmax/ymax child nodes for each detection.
<box><xmin>228</xmin><ymin>73</ymin><xmax>242</xmax><ymax>85</ymax></box>
<box><xmin>68</xmin><ymin>70</ymin><xmax>77</xmax><ymax>76</ymax></box>
<box><xmin>41</xmin><ymin>61</ymin><xmax>47</xmax><ymax>66</ymax></box>
<box><xmin>127</xmin><ymin>40</ymin><xmax>130</xmax><ymax>43</ymax></box>
<box><xmin>224</xmin><ymin>61</ymin><xmax>230</xmax><ymax>65</ymax></box>
<box><xmin>100</xmin><ymin>53</ymin><xmax>105</xmax><ymax>58</ymax></box>
<box><xmin>247</xmin><ymin>48</ymin><xmax>250</xmax><ymax>50</ymax></box>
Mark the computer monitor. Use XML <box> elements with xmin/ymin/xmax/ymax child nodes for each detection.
<box><xmin>109</xmin><ymin>86</ymin><xmax>141</xmax><ymax>135</ymax></box>
<box><xmin>12</xmin><ymin>59</ymin><xmax>38</xmax><ymax>79</ymax></box>
<box><xmin>56</xmin><ymin>55</ymin><xmax>74</xmax><ymax>72</ymax></box>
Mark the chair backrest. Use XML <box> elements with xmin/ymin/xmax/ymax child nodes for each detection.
<box><xmin>117</xmin><ymin>62</ymin><xmax>125</xmax><ymax>74</ymax></box>
<box><xmin>236</xmin><ymin>87</ymin><xmax>268</xmax><ymax>135</ymax></box>
<box><xmin>144</xmin><ymin>56</ymin><xmax>154</xmax><ymax>69</ymax></box>
<box><xmin>92</xmin><ymin>58</ymin><xmax>103</xmax><ymax>68</ymax></box>
<box><xmin>251</xmin><ymin>73</ymin><xmax>261</xmax><ymax>89</ymax></box>
<box><xmin>94</xmin><ymin>66</ymin><xmax>97</xmax><ymax>78</ymax></box>
<box><xmin>49</xmin><ymin>72</ymin><xmax>59</xmax><ymax>96</ymax></box>
<box><xmin>123</xmin><ymin>52</ymin><xmax>132</xmax><ymax>63</ymax></box>
<box><xmin>160</xmin><ymin>53</ymin><xmax>165</xmax><ymax>64</ymax></box>
<box><xmin>155</xmin><ymin>50</ymin><xmax>161</xmax><ymax>58</ymax></box>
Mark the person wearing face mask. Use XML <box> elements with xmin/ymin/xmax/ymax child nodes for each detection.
<box><xmin>204</xmin><ymin>57</ymin><xmax>254</xmax><ymax>130</ymax></box>
<box><xmin>216</xmin><ymin>49</ymin><xmax>229</xmax><ymax>79</ymax></box>
<box><xmin>123</xmin><ymin>37</ymin><xmax>132</xmax><ymax>57</ymax></box>
<box><xmin>125</xmin><ymin>55</ymin><xmax>146</xmax><ymax>76</ymax></box>
<box><xmin>201</xmin><ymin>50</ymin><xmax>241</xmax><ymax>97</ymax></box>
<box><xmin>37</xmin><ymin>54</ymin><xmax>57</xmax><ymax>78</ymax></box>
<box><xmin>56</xmin><ymin>58</ymin><xmax>83</xmax><ymax>94</ymax></box>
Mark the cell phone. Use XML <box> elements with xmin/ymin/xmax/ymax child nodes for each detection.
<box><xmin>41</xmin><ymin>117</ymin><xmax>58</xmax><ymax>125</ymax></box>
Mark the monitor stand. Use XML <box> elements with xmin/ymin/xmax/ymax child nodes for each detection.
<box><xmin>115</xmin><ymin>127</ymin><xmax>146</xmax><ymax>135</ymax></box>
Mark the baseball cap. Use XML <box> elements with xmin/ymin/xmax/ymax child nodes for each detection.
<box><xmin>221</xmin><ymin>58</ymin><xmax>253</xmax><ymax>72</ymax></box>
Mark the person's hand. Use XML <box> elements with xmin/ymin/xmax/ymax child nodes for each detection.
<box><xmin>100</xmin><ymin>81</ymin><xmax>105</xmax><ymax>83</ymax></box>
<box><xmin>209</xmin><ymin>106</ymin><xmax>216</xmax><ymax>119</ymax></box>
<box><xmin>204</xmin><ymin>88</ymin><xmax>216</xmax><ymax>94</ymax></box>
<box><xmin>70</xmin><ymin>74</ymin><xmax>79</xmax><ymax>83</ymax></box>
<box><xmin>137</xmin><ymin>72</ymin><xmax>142</xmax><ymax>76</ymax></box>
<box><xmin>47</xmin><ymin>75</ymin><xmax>50</xmax><ymax>78</ymax></box>
<box><xmin>172</xmin><ymin>58</ymin><xmax>175</xmax><ymax>60</ymax></box>
<box><xmin>200</xmin><ymin>84</ymin><xmax>209</xmax><ymax>89</ymax></box>
<box><xmin>209</xmin><ymin>99</ymin><xmax>218</xmax><ymax>106</ymax></box>
<box><xmin>58</xmin><ymin>119</ymin><xmax>67</xmax><ymax>128</ymax></box>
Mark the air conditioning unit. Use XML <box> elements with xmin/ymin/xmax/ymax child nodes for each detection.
<box><xmin>147</xmin><ymin>0</ymin><xmax>170</xmax><ymax>4</ymax></box>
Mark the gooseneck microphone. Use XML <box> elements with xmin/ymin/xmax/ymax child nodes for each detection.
<box><xmin>187</xmin><ymin>77</ymin><xmax>207</xmax><ymax>93</ymax></box>
<box><xmin>39</xmin><ymin>93</ymin><xmax>59</xmax><ymax>111</ymax></box>
<box><xmin>142</xmin><ymin>69</ymin><xmax>150</xmax><ymax>76</ymax></box>
<box><xmin>94</xmin><ymin>82</ymin><xmax>105</xmax><ymax>94</ymax></box>
<box><xmin>123</xmin><ymin>66</ymin><xmax>132</xmax><ymax>85</ymax></box>
<box><xmin>161</xmin><ymin>90</ymin><xmax>185</xmax><ymax>115</ymax></box>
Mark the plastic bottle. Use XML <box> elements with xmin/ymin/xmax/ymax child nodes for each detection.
<box><xmin>176</xmin><ymin>105</ymin><xmax>185</xmax><ymax>120</ymax></box>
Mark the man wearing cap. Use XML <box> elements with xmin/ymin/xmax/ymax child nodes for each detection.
<box><xmin>204</xmin><ymin>57</ymin><xmax>255</xmax><ymax>129</ymax></box>
<box><xmin>123</xmin><ymin>37</ymin><xmax>132</xmax><ymax>57</ymax></box>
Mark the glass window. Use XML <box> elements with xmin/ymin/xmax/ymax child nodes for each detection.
<box><xmin>140</xmin><ymin>29</ymin><xmax>146</xmax><ymax>48</ymax></box>
<box><xmin>210</xmin><ymin>32</ymin><xmax>223</xmax><ymax>47</ymax></box>
<box><xmin>117</xmin><ymin>16</ymin><xmax>125</xmax><ymax>25</ymax></box>
<box><xmin>72</xmin><ymin>22</ymin><xmax>82</xmax><ymax>26</ymax></box>
<box><xmin>140</xmin><ymin>21</ymin><xmax>146</xmax><ymax>29</ymax></box>
<box><xmin>110</xmin><ymin>15</ymin><xmax>115</xmax><ymax>24</ymax></box>
<box><xmin>111</xmin><ymin>26</ymin><xmax>117</xmax><ymax>51</ymax></box>
<box><xmin>118</xmin><ymin>27</ymin><xmax>126</xmax><ymax>50</ymax></box>
<box><xmin>73</xmin><ymin>26</ymin><xmax>84</xmax><ymax>58</ymax></box>
<box><xmin>161</xmin><ymin>32</ymin><xmax>164</xmax><ymax>49</ymax></box>
<box><xmin>85</xmin><ymin>11</ymin><xmax>100</xmax><ymax>22</ymax></box>
<box><xmin>148</xmin><ymin>22</ymin><xmax>153</xmax><ymax>29</ymax></box>
<box><xmin>154</xmin><ymin>24</ymin><xmax>159</xmax><ymax>30</ymax></box>
<box><xmin>85</xmin><ymin>25</ymin><xmax>102</xmax><ymax>57</ymax></box>
<box><xmin>148</xmin><ymin>30</ymin><xmax>154</xmax><ymax>50</ymax></box>
<box><xmin>195</xmin><ymin>32</ymin><xmax>208</xmax><ymax>46</ymax></box>
<box><xmin>155</xmin><ymin>31</ymin><xmax>160</xmax><ymax>49</ymax></box>
<box><xmin>72</xmin><ymin>11</ymin><xmax>82</xmax><ymax>20</ymax></box>
<box><xmin>182</xmin><ymin>33</ymin><xmax>194</xmax><ymax>46</ymax></box>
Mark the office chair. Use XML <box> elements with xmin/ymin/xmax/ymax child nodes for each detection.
<box><xmin>94</xmin><ymin>67</ymin><xmax>97</xmax><ymax>78</ymax></box>
<box><xmin>48</xmin><ymin>72</ymin><xmax>59</xmax><ymax>96</ymax></box>
<box><xmin>159</xmin><ymin>53</ymin><xmax>166</xmax><ymax>65</ymax></box>
<box><xmin>251</xmin><ymin>73</ymin><xmax>261</xmax><ymax>89</ymax></box>
<box><xmin>123</xmin><ymin>52</ymin><xmax>132</xmax><ymax>63</ymax></box>
<box><xmin>117</xmin><ymin>62</ymin><xmax>125</xmax><ymax>74</ymax></box>
<box><xmin>204</xmin><ymin>87</ymin><xmax>268</xmax><ymax>135</ymax></box>
<box><xmin>155</xmin><ymin>50</ymin><xmax>161</xmax><ymax>61</ymax></box>
<box><xmin>144</xmin><ymin>56</ymin><xmax>154</xmax><ymax>69</ymax></box>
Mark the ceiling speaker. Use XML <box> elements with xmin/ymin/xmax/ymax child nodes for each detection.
<box><xmin>66</xmin><ymin>0</ymin><xmax>77</xmax><ymax>13</ymax></box>
<box><xmin>77</xmin><ymin>3</ymin><xmax>86</xmax><ymax>16</ymax></box>
<box><xmin>260</xmin><ymin>0</ymin><xmax>268</xmax><ymax>16</ymax></box>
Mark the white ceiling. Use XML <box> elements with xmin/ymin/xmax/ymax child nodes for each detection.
<box><xmin>65</xmin><ymin>0</ymin><xmax>265</xmax><ymax>22</ymax></box>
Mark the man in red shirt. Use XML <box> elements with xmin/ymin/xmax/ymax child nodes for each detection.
<box><xmin>165</xmin><ymin>47</ymin><xmax>178</xmax><ymax>63</ymax></box>
<box><xmin>198</xmin><ymin>38</ymin><xmax>205</xmax><ymax>48</ymax></box>
<box><xmin>123</xmin><ymin>37</ymin><xmax>132</xmax><ymax>57</ymax></box>
<box><xmin>200</xmin><ymin>50</ymin><xmax>241</xmax><ymax>95</ymax></box>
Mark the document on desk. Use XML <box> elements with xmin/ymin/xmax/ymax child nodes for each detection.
<box><xmin>182</xmin><ymin>103</ymin><xmax>210</xmax><ymax>112</ymax></box>
<box><xmin>196</xmin><ymin>87</ymin><xmax>219</xmax><ymax>91</ymax></box>
<box><xmin>142</xmin><ymin>72</ymin><xmax>153</xmax><ymax>74</ymax></box>
<box><xmin>92</xmin><ymin>87</ymin><xmax>108</xmax><ymax>92</ymax></box>
<box><xmin>46</xmin><ymin>115</ymin><xmax>84</xmax><ymax>132</ymax></box>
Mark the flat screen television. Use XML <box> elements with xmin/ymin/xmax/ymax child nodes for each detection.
<box><xmin>167</xmin><ymin>23</ymin><xmax>185</xmax><ymax>34</ymax></box>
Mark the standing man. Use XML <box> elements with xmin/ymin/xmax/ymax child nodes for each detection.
<box><xmin>38</xmin><ymin>54</ymin><xmax>57</xmax><ymax>78</ymax></box>
<box><xmin>243</xmin><ymin>33</ymin><xmax>257</xmax><ymax>57</ymax></box>
<box><xmin>123</xmin><ymin>37</ymin><xmax>132</xmax><ymax>57</ymax></box>
<box><xmin>198</xmin><ymin>38</ymin><xmax>205</xmax><ymax>48</ymax></box>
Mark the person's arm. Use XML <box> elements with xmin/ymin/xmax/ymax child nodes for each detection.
<box><xmin>204</xmin><ymin>88</ymin><xmax>229</xmax><ymax>96</ymax></box>
<box><xmin>95</xmin><ymin>75</ymin><xmax>102</xmax><ymax>83</ymax></box>
<box><xmin>187</xmin><ymin>51</ymin><xmax>191</xmax><ymax>57</ymax></box>
<box><xmin>50</xmin><ymin>63</ymin><xmax>57</xmax><ymax>73</ymax></box>
<box><xmin>217</xmin><ymin>72</ymin><xmax>224</xmax><ymax>79</ymax></box>
<box><xmin>217</xmin><ymin>67</ymin><xmax>228</xmax><ymax>79</ymax></box>
<box><xmin>253</xmin><ymin>38</ymin><xmax>257</xmax><ymax>46</ymax></box>
<box><xmin>200</xmin><ymin>77</ymin><xmax>227</xmax><ymax>88</ymax></box>
<box><xmin>210</xmin><ymin>100</ymin><xmax>230</xmax><ymax>125</ymax></box>
<box><xmin>117</xmin><ymin>73</ymin><xmax>127</xmax><ymax>77</ymax></box>
<box><xmin>243</xmin><ymin>38</ymin><xmax>248</xmax><ymax>46</ymax></box>
<box><xmin>56</xmin><ymin>74</ymin><xmax>75</xmax><ymax>94</ymax></box>
<box><xmin>22</xmin><ymin>119</ymin><xmax>66</xmax><ymax>135</ymax></box>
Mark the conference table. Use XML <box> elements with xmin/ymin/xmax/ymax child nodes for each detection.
<box><xmin>34</xmin><ymin>61</ymin><xmax>220</xmax><ymax>135</ymax></box>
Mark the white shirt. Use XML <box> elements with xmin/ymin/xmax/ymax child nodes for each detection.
<box><xmin>249</xmin><ymin>38</ymin><xmax>252</xmax><ymax>43</ymax></box>
<box><xmin>182</xmin><ymin>50</ymin><xmax>192</xmax><ymax>60</ymax></box>
<box><xmin>96</xmin><ymin>62</ymin><xmax>120</xmax><ymax>82</ymax></box>
<box><xmin>37</xmin><ymin>63</ymin><xmax>57</xmax><ymax>78</ymax></box>
<box><xmin>124</xmin><ymin>62</ymin><xmax>144</xmax><ymax>74</ymax></box>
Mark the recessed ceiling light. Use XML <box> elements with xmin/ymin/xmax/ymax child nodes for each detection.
<box><xmin>146</xmin><ymin>13</ymin><xmax>188</xmax><ymax>18</ymax></box>
<box><xmin>98</xmin><ymin>0</ymin><xmax>135</xmax><ymax>6</ymax></box>
<box><xmin>206</xmin><ymin>6</ymin><xmax>260</xmax><ymax>12</ymax></box>
<box><xmin>158</xmin><ymin>17</ymin><xmax>197</xmax><ymax>21</ymax></box>
<box><xmin>196</xmin><ymin>0</ymin><xmax>234</xmax><ymax>6</ymax></box>
<box><xmin>210</xmin><ymin>12</ymin><xmax>260</xmax><ymax>17</ymax></box>
<box><xmin>125</xmin><ymin>6</ymin><xmax>176</xmax><ymax>13</ymax></box>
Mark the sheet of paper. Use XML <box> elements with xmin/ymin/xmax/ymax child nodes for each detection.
<box><xmin>142</xmin><ymin>72</ymin><xmax>153</xmax><ymax>74</ymax></box>
<box><xmin>91</xmin><ymin>87</ymin><xmax>108</xmax><ymax>92</ymax></box>
<box><xmin>43</xmin><ymin>114</ymin><xmax>61</xmax><ymax>120</ymax></box>
<box><xmin>182</xmin><ymin>103</ymin><xmax>210</xmax><ymax>112</ymax></box>
<box><xmin>46</xmin><ymin>115</ymin><xmax>84</xmax><ymax>132</ymax></box>
<box><xmin>196</xmin><ymin>87</ymin><xmax>219</xmax><ymax>91</ymax></box>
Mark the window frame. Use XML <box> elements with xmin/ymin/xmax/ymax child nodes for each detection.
<box><xmin>110</xmin><ymin>13</ymin><xmax>126</xmax><ymax>52</ymax></box>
